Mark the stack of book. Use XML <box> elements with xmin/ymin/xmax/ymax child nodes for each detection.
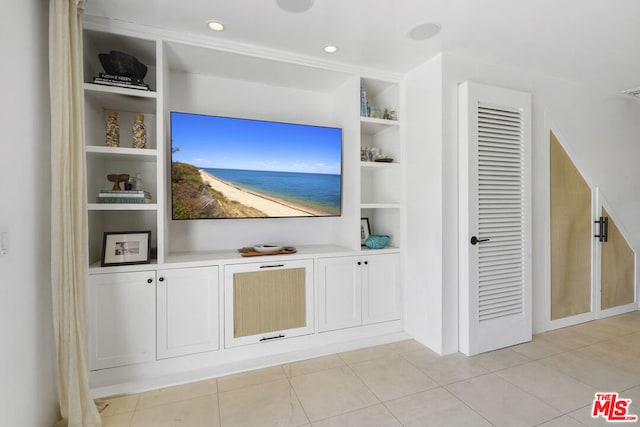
<box><xmin>96</xmin><ymin>190</ymin><xmax>152</xmax><ymax>204</ymax></box>
<box><xmin>92</xmin><ymin>73</ymin><xmax>150</xmax><ymax>91</ymax></box>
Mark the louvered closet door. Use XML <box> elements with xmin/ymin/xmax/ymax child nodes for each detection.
<box><xmin>459</xmin><ymin>82</ymin><xmax>532</xmax><ymax>356</ymax></box>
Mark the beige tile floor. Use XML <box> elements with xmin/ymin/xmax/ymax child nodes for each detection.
<box><xmin>100</xmin><ymin>311</ymin><xmax>640</xmax><ymax>426</ymax></box>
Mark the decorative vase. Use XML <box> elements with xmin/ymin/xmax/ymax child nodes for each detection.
<box><xmin>133</xmin><ymin>172</ymin><xmax>143</xmax><ymax>190</ymax></box>
<box><xmin>105</xmin><ymin>111</ymin><xmax>120</xmax><ymax>147</ymax></box>
<box><xmin>132</xmin><ymin>113</ymin><xmax>147</xmax><ymax>149</ymax></box>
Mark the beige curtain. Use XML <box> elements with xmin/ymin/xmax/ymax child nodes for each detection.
<box><xmin>49</xmin><ymin>0</ymin><xmax>101</xmax><ymax>426</ymax></box>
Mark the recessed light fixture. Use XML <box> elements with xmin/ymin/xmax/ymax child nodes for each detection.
<box><xmin>323</xmin><ymin>45</ymin><xmax>338</xmax><ymax>54</ymax></box>
<box><xmin>276</xmin><ymin>0</ymin><xmax>314</xmax><ymax>13</ymax></box>
<box><xmin>621</xmin><ymin>86</ymin><xmax>640</xmax><ymax>98</ymax></box>
<box><xmin>408</xmin><ymin>22</ymin><xmax>441</xmax><ymax>40</ymax></box>
<box><xmin>207</xmin><ymin>20</ymin><xmax>225</xmax><ymax>32</ymax></box>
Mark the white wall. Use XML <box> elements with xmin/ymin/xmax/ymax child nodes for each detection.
<box><xmin>167</xmin><ymin>71</ymin><xmax>359</xmax><ymax>253</ymax></box>
<box><xmin>403</xmin><ymin>55</ymin><xmax>446</xmax><ymax>352</ymax></box>
<box><xmin>0</xmin><ymin>1</ymin><xmax>58</xmax><ymax>426</ymax></box>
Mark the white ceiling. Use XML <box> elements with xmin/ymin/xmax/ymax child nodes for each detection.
<box><xmin>84</xmin><ymin>0</ymin><xmax>640</xmax><ymax>95</ymax></box>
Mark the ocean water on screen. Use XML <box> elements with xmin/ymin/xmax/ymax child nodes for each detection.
<box><xmin>203</xmin><ymin>168</ymin><xmax>341</xmax><ymax>216</ymax></box>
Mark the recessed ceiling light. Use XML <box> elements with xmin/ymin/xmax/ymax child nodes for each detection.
<box><xmin>408</xmin><ymin>22</ymin><xmax>441</xmax><ymax>40</ymax></box>
<box><xmin>621</xmin><ymin>86</ymin><xmax>640</xmax><ymax>98</ymax></box>
<box><xmin>207</xmin><ymin>20</ymin><xmax>225</xmax><ymax>32</ymax></box>
<box><xmin>323</xmin><ymin>45</ymin><xmax>338</xmax><ymax>54</ymax></box>
<box><xmin>276</xmin><ymin>0</ymin><xmax>314</xmax><ymax>13</ymax></box>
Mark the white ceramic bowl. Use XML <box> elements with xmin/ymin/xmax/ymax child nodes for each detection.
<box><xmin>253</xmin><ymin>244</ymin><xmax>284</xmax><ymax>253</ymax></box>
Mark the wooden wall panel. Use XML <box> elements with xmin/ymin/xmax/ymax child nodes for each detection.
<box><xmin>550</xmin><ymin>131</ymin><xmax>592</xmax><ymax>320</ymax></box>
<box><xmin>233</xmin><ymin>268</ymin><xmax>306</xmax><ymax>337</ymax></box>
<box><xmin>601</xmin><ymin>208</ymin><xmax>635</xmax><ymax>310</ymax></box>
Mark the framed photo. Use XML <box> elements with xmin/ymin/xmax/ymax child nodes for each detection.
<box><xmin>101</xmin><ymin>231</ymin><xmax>151</xmax><ymax>267</ymax></box>
<box><xmin>360</xmin><ymin>218</ymin><xmax>371</xmax><ymax>246</ymax></box>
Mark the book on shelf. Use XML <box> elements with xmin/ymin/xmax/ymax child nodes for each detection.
<box><xmin>98</xmin><ymin>73</ymin><xmax>146</xmax><ymax>84</ymax></box>
<box><xmin>98</xmin><ymin>190</ymin><xmax>151</xmax><ymax>198</ymax></box>
<box><xmin>96</xmin><ymin>189</ymin><xmax>152</xmax><ymax>204</ymax></box>
<box><xmin>92</xmin><ymin>77</ymin><xmax>150</xmax><ymax>91</ymax></box>
<box><xmin>95</xmin><ymin>197</ymin><xmax>152</xmax><ymax>204</ymax></box>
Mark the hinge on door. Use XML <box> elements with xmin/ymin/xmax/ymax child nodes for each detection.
<box><xmin>594</xmin><ymin>216</ymin><xmax>609</xmax><ymax>242</ymax></box>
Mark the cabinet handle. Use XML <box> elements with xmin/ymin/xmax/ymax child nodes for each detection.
<box><xmin>158</xmin><ymin>277</ymin><xmax>165</xmax><ymax>282</ymax></box>
<box><xmin>259</xmin><ymin>334</ymin><xmax>285</xmax><ymax>342</ymax></box>
<box><xmin>364</xmin><ymin>261</ymin><xmax>368</xmax><ymax>265</ymax></box>
<box><xmin>357</xmin><ymin>261</ymin><xmax>362</xmax><ymax>266</ymax></box>
<box><xmin>260</xmin><ymin>264</ymin><xmax>285</xmax><ymax>269</ymax></box>
<box><xmin>594</xmin><ymin>216</ymin><xmax>609</xmax><ymax>242</ymax></box>
<box><xmin>147</xmin><ymin>278</ymin><xmax>153</xmax><ymax>284</ymax></box>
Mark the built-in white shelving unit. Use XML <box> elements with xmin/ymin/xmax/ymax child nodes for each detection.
<box><xmin>359</xmin><ymin>77</ymin><xmax>402</xmax><ymax>250</ymax></box>
<box><xmin>81</xmin><ymin>21</ymin><xmax>406</xmax><ymax>395</ymax></box>
<box><xmin>83</xmin><ymin>30</ymin><xmax>162</xmax><ymax>266</ymax></box>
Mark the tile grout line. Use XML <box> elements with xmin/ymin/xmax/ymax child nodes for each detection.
<box><xmin>216</xmin><ymin>388</ymin><xmax>222</xmax><ymax>427</ymax></box>
<box><xmin>284</xmin><ymin>366</ymin><xmax>312</xmax><ymax>426</ymax></box>
<box><xmin>441</xmin><ymin>387</ymin><xmax>496</xmax><ymax>427</ymax></box>
<box><xmin>341</xmin><ymin>345</ymin><xmax>439</xmax><ymax>426</ymax></box>
<box><xmin>442</xmin><ymin>372</ymin><xmax>555</xmax><ymax>427</ymax></box>
<box><xmin>532</xmin><ymin>413</ymin><xmax>587</xmax><ymax>427</ymax></box>
<box><xmin>489</xmin><ymin>361</ymin><xmax>593</xmax><ymax>419</ymax></box>
<box><xmin>294</xmin><ymin>352</ymin><xmax>386</xmax><ymax>424</ymax></box>
<box><xmin>307</xmin><ymin>402</ymin><xmax>385</xmax><ymax>425</ymax></box>
<box><xmin>534</xmin><ymin>345</ymin><xmax>628</xmax><ymax>392</ymax></box>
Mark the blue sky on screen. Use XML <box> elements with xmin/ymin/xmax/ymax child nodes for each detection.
<box><xmin>171</xmin><ymin>112</ymin><xmax>342</xmax><ymax>175</ymax></box>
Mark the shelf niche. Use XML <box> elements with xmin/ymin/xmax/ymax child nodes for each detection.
<box><xmin>163</xmin><ymin>41</ymin><xmax>358</xmax><ymax>255</ymax></box>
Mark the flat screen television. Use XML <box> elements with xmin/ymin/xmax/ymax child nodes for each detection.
<box><xmin>170</xmin><ymin>111</ymin><xmax>343</xmax><ymax>220</ymax></box>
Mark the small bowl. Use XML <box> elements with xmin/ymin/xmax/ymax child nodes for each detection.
<box><xmin>253</xmin><ymin>244</ymin><xmax>284</xmax><ymax>253</ymax></box>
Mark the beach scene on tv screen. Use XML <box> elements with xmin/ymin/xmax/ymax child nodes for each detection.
<box><xmin>170</xmin><ymin>112</ymin><xmax>342</xmax><ymax>219</ymax></box>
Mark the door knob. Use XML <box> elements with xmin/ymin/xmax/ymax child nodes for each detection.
<box><xmin>470</xmin><ymin>236</ymin><xmax>490</xmax><ymax>245</ymax></box>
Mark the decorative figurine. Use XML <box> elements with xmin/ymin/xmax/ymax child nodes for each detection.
<box><xmin>107</xmin><ymin>174</ymin><xmax>130</xmax><ymax>191</ymax></box>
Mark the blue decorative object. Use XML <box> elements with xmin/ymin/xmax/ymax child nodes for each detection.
<box><xmin>365</xmin><ymin>235</ymin><xmax>390</xmax><ymax>249</ymax></box>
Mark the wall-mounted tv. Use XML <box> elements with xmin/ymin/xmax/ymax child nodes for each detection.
<box><xmin>170</xmin><ymin>112</ymin><xmax>342</xmax><ymax>220</ymax></box>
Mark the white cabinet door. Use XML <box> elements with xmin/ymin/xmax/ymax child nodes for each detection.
<box><xmin>318</xmin><ymin>256</ymin><xmax>362</xmax><ymax>332</ymax></box>
<box><xmin>319</xmin><ymin>253</ymin><xmax>401</xmax><ymax>332</ymax></box>
<box><xmin>157</xmin><ymin>267</ymin><xmax>219</xmax><ymax>359</ymax></box>
<box><xmin>88</xmin><ymin>271</ymin><xmax>156</xmax><ymax>370</ymax></box>
<box><xmin>362</xmin><ymin>253</ymin><xmax>401</xmax><ymax>324</ymax></box>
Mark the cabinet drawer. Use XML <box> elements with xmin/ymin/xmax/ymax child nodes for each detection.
<box><xmin>224</xmin><ymin>259</ymin><xmax>314</xmax><ymax>348</ymax></box>
<box><xmin>233</xmin><ymin>267</ymin><xmax>306</xmax><ymax>337</ymax></box>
